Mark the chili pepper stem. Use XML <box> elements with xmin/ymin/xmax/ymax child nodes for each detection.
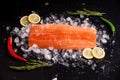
<box><xmin>10</xmin><ymin>33</ymin><xmax>12</xmax><ymax>37</ymax></box>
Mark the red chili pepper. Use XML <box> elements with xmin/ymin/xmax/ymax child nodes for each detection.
<box><xmin>7</xmin><ymin>36</ymin><xmax>27</xmax><ymax>62</ymax></box>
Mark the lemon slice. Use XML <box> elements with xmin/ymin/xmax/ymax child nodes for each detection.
<box><xmin>28</xmin><ymin>13</ymin><xmax>40</xmax><ymax>24</ymax></box>
<box><xmin>82</xmin><ymin>48</ymin><xmax>93</xmax><ymax>59</ymax></box>
<box><xmin>92</xmin><ymin>47</ymin><xmax>105</xmax><ymax>59</ymax></box>
<box><xmin>20</xmin><ymin>16</ymin><xmax>30</xmax><ymax>26</ymax></box>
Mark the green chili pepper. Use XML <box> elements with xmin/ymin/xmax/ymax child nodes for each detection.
<box><xmin>100</xmin><ymin>17</ymin><xmax>115</xmax><ymax>36</ymax></box>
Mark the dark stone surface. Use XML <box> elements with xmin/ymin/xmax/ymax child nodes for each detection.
<box><xmin>0</xmin><ymin>0</ymin><xmax>120</xmax><ymax>80</ymax></box>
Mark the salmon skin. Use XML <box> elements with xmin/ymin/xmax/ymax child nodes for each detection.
<box><xmin>28</xmin><ymin>24</ymin><xmax>96</xmax><ymax>49</ymax></box>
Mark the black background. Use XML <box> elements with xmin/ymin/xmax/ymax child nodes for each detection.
<box><xmin>0</xmin><ymin>0</ymin><xmax>120</xmax><ymax>80</ymax></box>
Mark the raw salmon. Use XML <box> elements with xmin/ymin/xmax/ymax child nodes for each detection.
<box><xmin>28</xmin><ymin>24</ymin><xmax>96</xmax><ymax>49</ymax></box>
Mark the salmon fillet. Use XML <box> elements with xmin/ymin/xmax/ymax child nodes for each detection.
<box><xmin>28</xmin><ymin>24</ymin><xmax>96</xmax><ymax>49</ymax></box>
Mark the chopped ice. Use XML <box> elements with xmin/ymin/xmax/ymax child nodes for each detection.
<box><xmin>67</xmin><ymin>49</ymin><xmax>73</xmax><ymax>53</ymax></box>
<box><xmin>102</xmin><ymin>34</ymin><xmax>110</xmax><ymax>40</ymax></box>
<box><xmin>99</xmin><ymin>31</ymin><xmax>102</xmax><ymax>35</ymax></box>
<box><xmin>19</xmin><ymin>33</ymin><xmax>27</xmax><ymax>38</ymax></box>
<box><xmin>103</xmin><ymin>30</ymin><xmax>106</xmax><ymax>34</ymax></box>
<box><xmin>14</xmin><ymin>49</ymin><xmax>18</xmax><ymax>52</ymax></box>
<box><xmin>66</xmin><ymin>17</ymin><xmax>72</xmax><ymax>21</ymax></box>
<box><xmin>44</xmin><ymin>52</ymin><xmax>52</xmax><ymax>60</ymax></box>
<box><xmin>62</xmin><ymin>62</ymin><xmax>69</xmax><ymax>67</ymax></box>
<box><xmin>96</xmin><ymin>42</ymin><xmax>101</xmax><ymax>46</ymax></box>
<box><xmin>100</xmin><ymin>25</ymin><xmax>105</xmax><ymax>28</ymax></box>
<box><xmin>87</xmin><ymin>60</ymin><xmax>93</xmax><ymax>65</ymax></box>
<box><xmin>74</xmin><ymin>18</ymin><xmax>81</xmax><ymax>24</ymax></box>
<box><xmin>82</xmin><ymin>3</ymin><xmax>85</xmax><ymax>5</ymax></box>
<box><xmin>71</xmin><ymin>22</ymin><xmax>78</xmax><ymax>26</ymax></box>
<box><xmin>112</xmin><ymin>40</ymin><xmax>115</xmax><ymax>44</ymax></box>
<box><xmin>31</xmin><ymin>11</ymin><xmax>37</xmax><ymax>14</ymax></box>
<box><xmin>40</xmin><ymin>19</ymin><xmax>44</xmax><ymax>24</ymax></box>
<box><xmin>60</xmin><ymin>17</ymin><xmax>66</xmax><ymax>23</ymax></box>
<box><xmin>101</xmin><ymin>65</ymin><xmax>105</xmax><ymax>70</ymax></box>
<box><xmin>20</xmin><ymin>41</ymin><xmax>25</xmax><ymax>45</ymax></box>
<box><xmin>6</xmin><ymin>26</ymin><xmax>10</xmax><ymax>31</ymax></box>
<box><xmin>37</xmin><ymin>56</ymin><xmax>41</xmax><ymax>60</ymax></box>
<box><xmin>21</xmin><ymin>46</ymin><xmax>31</xmax><ymax>52</ymax></box>
<box><xmin>55</xmin><ymin>19</ymin><xmax>60</xmax><ymax>23</ymax></box>
<box><xmin>32</xmin><ymin>48</ymin><xmax>41</xmax><ymax>54</ymax></box>
<box><xmin>74</xmin><ymin>51</ymin><xmax>82</xmax><ymax>57</ymax></box>
<box><xmin>101</xmin><ymin>38</ymin><xmax>107</xmax><ymax>44</ymax></box>
<box><xmin>91</xmin><ymin>63</ymin><xmax>97</xmax><ymax>70</ymax></box>
<box><xmin>91</xmin><ymin>24</ymin><xmax>96</xmax><ymax>28</ymax></box>
<box><xmin>14</xmin><ymin>37</ymin><xmax>19</xmax><ymax>43</ymax></box>
<box><xmin>71</xmin><ymin>63</ymin><xmax>77</xmax><ymax>67</ymax></box>
<box><xmin>13</xmin><ymin>27</ymin><xmax>19</xmax><ymax>33</ymax></box>
<box><xmin>82</xmin><ymin>19</ymin><xmax>91</xmax><ymax>27</ymax></box>
<box><xmin>16</xmin><ymin>43</ymin><xmax>21</xmax><ymax>47</ymax></box>
<box><xmin>45</xmin><ymin>17</ymin><xmax>50</xmax><ymax>21</ymax></box>
<box><xmin>41</xmin><ymin>49</ymin><xmax>50</xmax><ymax>55</ymax></box>
<box><xmin>53</xmin><ymin>49</ymin><xmax>59</xmax><ymax>54</ymax></box>
<box><xmin>71</xmin><ymin>53</ymin><xmax>77</xmax><ymax>59</ymax></box>
<box><xmin>52</xmin><ymin>56</ymin><xmax>58</xmax><ymax>63</ymax></box>
<box><xmin>69</xmin><ymin>20</ymin><xmax>74</xmax><ymax>25</ymax></box>
<box><xmin>23</xmin><ymin>54</ymin><xmax>28</xmax><ymax>58</ymax></box>
<box><xmin>25</xmin><ymin>26</ymin><xmax>30</xmax><ymax>33</ymax></box>
<box><xmin>51</xmin><ymin>15</ymin><xmax>57</xmax><ymax>20</ymax></box>
<box><xmin>85</xmin><ymin>18</ymin><xmax>89</xmax><ymax>21</ymax></box>
<box><xmin>52</xmin><ymin>77</ymin><xmax>57</xmax><ymax>80</ymax></box>
<box><xmin>80</xmin><ymin>14</ymin><xmax>84</xmax><ymax>19</ymax></box>
<box><xmin>44</xmin><ymin>2</ymin><xmax>49</xmax><ymax>6</ymax></box>
<box><xmin>63</xmin><ymin>52</ymin><xmax>69</xmax><ymax>58</ymax></box>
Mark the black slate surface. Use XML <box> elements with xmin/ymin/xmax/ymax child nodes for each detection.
<box><xmin>0</xmin><ymin>0</ymin><xmax>120</xmax><ymax>80</ymax></box>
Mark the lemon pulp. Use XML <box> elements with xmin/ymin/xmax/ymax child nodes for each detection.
<box><xmin>82</xmin><ymin>48</ymin><xmax>93</xmax><ymax>59</ymax></box>
<box><xmin>92</xmin><ymin>47</ymin><xmax>105</xmax><ymax>59</ymax></box>
<box><xmin>20</xmin><ymin>16</ymin><xmax>30</xmax><ymax>26</ymax></box>
<box><xmin>28</xmin><ymin>13</ymin><xmax>40</xmax><ymax>24</ymax></box>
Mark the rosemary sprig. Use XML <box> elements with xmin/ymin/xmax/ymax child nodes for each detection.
<box><xmin>9</xmin><ymin>60</ymin><xmax>52</xmax><ymax>71</ymax></box>
<box><xmin>66</xmin><ymin>8</ymin><xmax>106</xmax><ymax>16</ymax></box>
